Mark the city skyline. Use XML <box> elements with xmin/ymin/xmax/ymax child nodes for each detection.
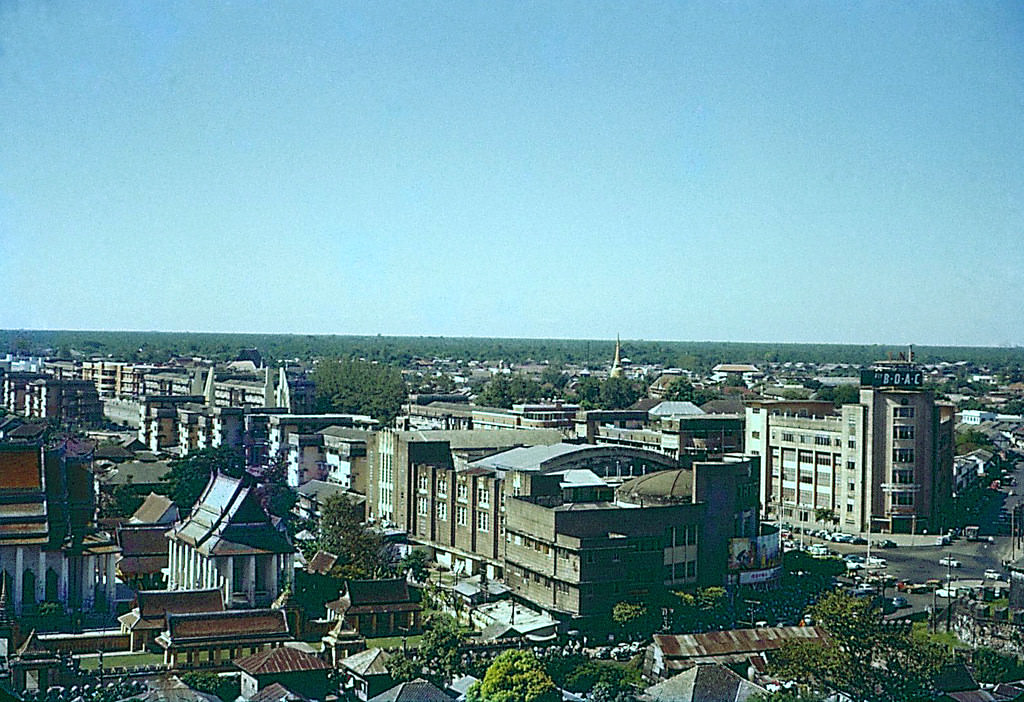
<box><xmin>2</xmin><ymin>3</ymin><xmax>1022</xmax><ymax>346</ymax></box>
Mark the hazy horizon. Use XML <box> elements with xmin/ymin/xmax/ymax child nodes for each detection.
<box><xmin>2</xmin><ymin>3</ymin><xmax>1022</xmax><ymax>346</ymax></box>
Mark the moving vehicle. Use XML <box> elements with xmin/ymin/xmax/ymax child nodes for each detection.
<box><xmin>939</xmin><ymin>557</ymin><xmax>962</xmax><ymax>568</ymax></box>
<box><xmin>875</xmin><ymin>539</ymin><xmax>897</xmax><ymax>549</ymax></box>
<box><xmin>891</xmin><ymin>596</ymin><xmax>909</xmax><ymax>609</ymax></box>
<box><xmin>985</xmin><ymin>569</ymin><xmax>1003</xmax><ymax>580</ymax></box>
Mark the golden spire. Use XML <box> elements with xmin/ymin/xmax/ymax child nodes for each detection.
<box><xmin>610</xmin><ymin>335</ymin><xmax>623</xmax><ymax>378</ymax></box>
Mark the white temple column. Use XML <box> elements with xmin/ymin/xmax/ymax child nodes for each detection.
<box><xmin>14</xmin><ymin>547</ymin><xmax>23</xmax><ymax>614</ymax></box>
<box><xmin>247</xmin><ymin>555</ymin><xmax>256</xmax><ymax>605</ymax></box>
<box><xmin>82</xmin><ymin>555</ymin><xmax>96</xmax><ymax>609</ymax></box>
<box><xmin>105</xmin><ymin>554</ymin><xmax>116</xmax><ymax>605</ymax></box>
<box><xmin>59</xmin><ymin>557</ymin><xmax>69</xmax><ymax>602</ymax></box>
<box><xmin>225</xmin><ymin>557</ymin><xmax>233</xmax><ymax>607</ymax></box>
<box><xmin>36</xmin><ymin>550</ymin><xmax>46</xmax><ymax>602</ymax></box>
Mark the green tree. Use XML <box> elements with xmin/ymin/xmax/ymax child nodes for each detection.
<box><xmin>312</xmin><ymin>358</ymin><xmax>407</xmax><ymax>424</ymax></box>
<box><xmin>418</xmin><ymin>614</ymin><xmax>467</xmax><ymax>682</ymax></box>
<box><xmin>753</xmin><ymin>690</ymin><xmax>827</xmax><ymax>702</ymax></box>
<box><xmin>162</xmin><ymin>446</ymin><xmax>245</xmax><ymax>510</ymax></box>
<box><xmin>573</xmin><ymin>376</ymin><xmax>602</xmax><ymax>409</ymax></box>
<box><xmin>768</xmin><ymin>591</ymin><xmax>946</xmax><ymax>702</ymax></box>
<box><xmin>399</xmin><ymin>549</ymin><xmax>430</xmax><ymax>582</ymax></box>
<box><xmin>540</xmin><ymin>365</ymin><xmax>568</xmax><ymax>390</ymax></box>
<box><xmin>181</xmin><ymin>671</ymin><xmax>241</xmax><ymax>702</ymax></box>
<box><xmin>477</xmin><ymin>375</ymin><xmax>514</xmax><ymax>408</ymax></box>
<box><xmin>956</xmin><ymin>428</ymin><xmax>995</xmax><ymax>454</ymax></box>
<box><xmin>815</xmin><ymin>385</ymin><xmax>860</xmax><ymax>406</ymax></box>
<box><xmin>316</xmin><ymin>493</ymin><xmax>393</xmax><ymax>579</ymax></box>
<box><xmin>599</xmin><ymin>376</ymin><xmax>640</xmax><ymax>410</ymax></box>
<box><xmin>662</xmin><ymin>378</ymin><xmax>717</xmax><ymax>405</ymax></box>
<box><xmin>611</xmin><ymin>601</ymin><xmax>657</xmax><ymax>638</ymax></box>
<box><xmin>468</xmin><ymin>650</ymin><xmax>560</xmax><ymax>702</ymax></box>
<box><xmin>106</xmin><ymin>479</ymin><xmax>145</xmax><ymax>519</ymax></box>
<box><xmin>972</xmin><ymin>647</ymin><xmax>1024</xmax><ymax>684</ymax></box>
<box><xmin>814</xmin><ymin>508</ymin><xmax>839</xmax><ymax>527</ymax></box>
<box><xmin>387</xmin><ymin>652</ymin><xmax>421</xmax><ymax>684</ymax></box>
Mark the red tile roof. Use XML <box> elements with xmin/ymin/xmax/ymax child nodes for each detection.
<box><xmin>235</xmin><ymin>646</ymin><xmax>330</xmax><ymax>676</ymax></box>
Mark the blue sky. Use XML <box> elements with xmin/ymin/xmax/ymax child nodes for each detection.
<box><xmin>1</xmin><ymin>2</ymin><xmax>1021</xmax><ymax>345</ymax></box>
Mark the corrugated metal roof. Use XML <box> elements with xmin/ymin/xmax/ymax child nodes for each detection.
<box><xmin>654</xmin><ymin>626</ymin><xmax>827</xmax><ymax>659</ymax></box>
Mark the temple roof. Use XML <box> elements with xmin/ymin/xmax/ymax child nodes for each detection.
<box><xmin>168</xmin><ymin>474</ymin><xmax>294</xmax><ymax>556</ymax></box>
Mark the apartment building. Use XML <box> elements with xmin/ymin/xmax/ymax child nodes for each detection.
<box><xmin>745</xmin><ymin>361</ymin><xmax>955</xmax><ymax>534</ymax></box>
<box><xmin>282</xmin><ymin>426</ymin><xmax>370</xmax><ymax>490</ymax></box>
<box><xmin>23</xmin><ymin>378</ymin><xmax>102</xmax><ymax>426</ymax></box>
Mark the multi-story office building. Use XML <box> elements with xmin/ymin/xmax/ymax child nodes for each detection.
<box><xmin>503</xmin><ymin>454</ymin><xmax>769</xmax><ymax>624</ymax></box>
<box><xmin>367</xmin><ymin>429</ymin><xmax>564</xmax><ymax>530</ymax></box>
<box><xmin>745</xmin><ymin>361</ymin><xmax>955</xmax><ymax>534</ymax></box>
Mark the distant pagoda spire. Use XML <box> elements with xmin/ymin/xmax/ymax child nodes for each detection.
<box><xmin>610</xmin><ymin>335</ymin><xmax>623</xmax><ymax>378</ymax></box>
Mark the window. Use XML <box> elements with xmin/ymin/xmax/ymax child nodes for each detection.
<box><xmin>782</xmin><ymin>433</ymin><xmax>795</xmax><ymax>442</ymax></box>
<box><xmin>814</xmin><ymin>435</ymin><xmax>831</xmax><ymax>446</ymax></box>
<box><xmin>751</xmin><ymin>430</ymin><xmax>760</xmax><ymax>439</ymax></box>
<box><xmin>686</xmin><ymin>561</ymin><xmax>697</xmax><ymax>577</ymax></box>
<box><xmin>894</xmin><ymin>425</ymin><xmax>915</xmax><ymax>440</ymax></box>
<box><xmin>893</xmin><ymin>448</ymin><xmax>915</xmax><ymax>463</ymax></box>
<box><xmin>437</xmin><ymin>502</ymin><xmax>448</xmax><ymax>521</ymax></box>
<box><xmin>847</xmin><ymin>460</ymin><xmax>856</xmax><ymax>471</ymax></box>
<box><xmin>894</xmin><ymin>406</ymin><xmax>915</xmax><ymax>418</ymax></box>
<box><xmin>456</xmin><ymin>483</ymin><xmax>468</xmax><ymax>503</ymax></box>
<box><xmin>437</xmin><ymin>477</ymin><xmax>448</xmax><ymax>498</ymax></box>
<box><xmin>417</xmin><ymin>474</ymin><xmax>428</xmax><ymax>492</ymax></box>
<box><xmin>417</xmin><ymin>497</ymin><xmax>428</xmax><ymax>515</ymax></box>
<box><xmin>456</xmin><ymin>506</ymin><xmax>467</xmax><ymax>526</ymax></box>
<box><xmin>892</xmin><ymin>470</ymin><xmax>914</xmax><ymax>484</ymax></box>
<box><xmin>477</xmin><ymin>512</ymin><xmax>490</xmax><ymax>532</ymax></box>
<box><xmin>893</xmin><ymin>492</ymin><xmax>914</xmax><ymax>506</ymax></box>
<box><xmin>752</xmin><ymin>407</ymin><xmax>760</xmax><ymax>414</ymax></box>
<box><xmin>848</xmin><ymin>439</ymin><xmax>856</xmax><ymax>448</ymax></box>
<box><xmin>477</xmin><ymin>485</ymin><xmax>490</xmax><ymax>507</ymax></box>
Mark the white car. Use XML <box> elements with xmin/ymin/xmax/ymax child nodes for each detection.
<box><xmin>939</xmin><ymin>557</ymin><xmax>962</xmax><ymax>568</ymax></box>
<box><xmin>984</xmin><ymin>569</ymin><xmax>1003</xmax><ymax>580</ymax></box>
<box><xmin>866</xmin><ymin>556</ymin><xmax>887</xmax><ymax>568</ymax></box>
<box><xmin>935</xmin><ymin>588</ymin><xmax>955</xmax><ymax>598</ymax></box>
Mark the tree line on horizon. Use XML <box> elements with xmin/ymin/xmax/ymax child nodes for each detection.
<box><xmin>3</xmin><ymin>329</ymin><xmax>1023</xmax><ymax>371</ymax></box>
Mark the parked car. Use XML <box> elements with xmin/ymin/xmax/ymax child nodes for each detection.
<box><xmin>891</xmin><ymin>596</ymin><xmax>909</xmax><ymax>609</ymax></box>
<box><xmin>939</xmin><ymin>557</ymin><xmax>962</xmax><ymax>568</ymax></box>
<box><xmin>984</xmin><ymin>569</ymin><xmax>1003</xmax><ymax>580</ymax></box>
<box><xmin>866</xmin><ymin>556</ymin><xmax>887</xmax><ymax>568</ymax></box>
<box><xmin>875</xmin><ymin>539</ymin><xmax>897</xmax><ymax>549</ymax></box>
<box><xmin>935</xmin><ymin>588</ymin><xmax>955</xmax><ymax>598</ymax></box>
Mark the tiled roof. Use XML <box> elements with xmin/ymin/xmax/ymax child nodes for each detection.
<box><xmin>306</xmin><ymin>550</ymin><xmax>338</xmax><ymax>575</ymax></box>
<box><xmin>643</xmin><ymin>663</ymin><xmax>766</xmax><ymax>702</ymax></box>
<box><xmin>368</xmin><ymin>678</ymin><xmax>453</xmax><ymax>702</ymax></box>
<box><xmin>340</xmin><ymin>647</ymin><xmax>391</xmax><ymax>677</ymax></box>
<box><xmin>165</xmin><ymin>609</ymin><xmax>289</xmax><ymax>644</ymax></box>
<box><xmin>117</xmin><ymin>524</ymin><xmax>169</xmax><ymax>557</ymax></box>
<box><xmin>137</xmin><ymin>588</ymin><xmax>224</xmax><ymax>622</ymax></box>
<box><xmin>347</xmin><ymin>579</ymin><xmax>414</xmax><ymax>606</ymax></box>
<box><xmin>235</xmin><ymin>645</ymin><xmax>330</xmax><ymax>675</ymax></box>
<box><xmin>169</xmin><ymin>474</ymin><xmax>294</xmax><ymax>556</ymax></box>
<box><xmin>248</xmin><ymin>682</ymin><xmax>311</xmax><ymax>702</ymax></box>
<box><xmin>131</xmin><ymin>493</ymin><xmax>178</xmax><ymax>524</ymax></box>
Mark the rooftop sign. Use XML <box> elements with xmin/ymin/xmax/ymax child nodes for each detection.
<box><xmin>860</xmin><ymin>366</ymin><xmax>923</xmax><ymax>389</ymax></box>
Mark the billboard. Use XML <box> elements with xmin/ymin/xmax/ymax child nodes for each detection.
<box><xmin>728</xmin><ymin>532</ymin><xmax>781</xmax><ymax>572</ymax></box>
<box><xmin>860</xmin><ymin>367</ymin><xmax>923</xmax><ymax>389</ymax></box>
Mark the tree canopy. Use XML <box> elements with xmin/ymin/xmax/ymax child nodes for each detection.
<box><xmin>476</xmin><ymin>374</ymin><xmax>544</xmax><ymax>408</ymax></box>
<box><xmin>162</xmin><ymin>446</ymin><xmax>245</xmax><ymax>510</ymax></box>
<box><xmin>312</xmin><ymin>357</ymin><xmax>407</xmax><ymax>424</ymax></box>
<box><xmin>768</xmin><ymin>590</ymin><xmax>946</xmax><ymax>702</ymax></box>
<box><xmin>315</xmin><ymin>493</ymin><xmax>394</xmax><ymax>579</ymax></box>
<box><xmin>469</xmin><ymin>650</ymin><xmax>560</xmax><ymax>702</ymax></box>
